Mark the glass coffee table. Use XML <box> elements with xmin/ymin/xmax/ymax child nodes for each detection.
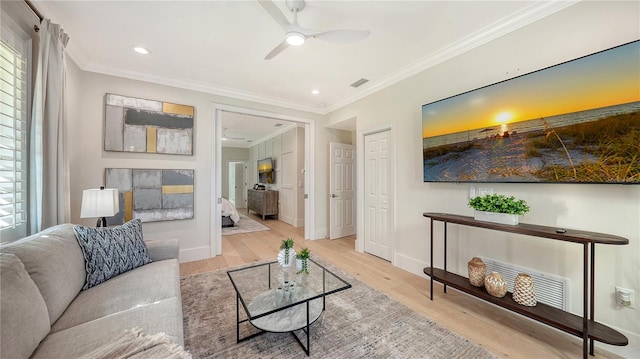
<box><xmin>227</xmin><ymin>258</ymin><xmax>351</xmax><ymax>355</ymax></box>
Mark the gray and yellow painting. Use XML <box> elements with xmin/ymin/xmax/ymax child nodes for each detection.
<box><xmin>104</xmin><ymin>94</ymin><xmax>194</xmax><ymax>155</ymax></box>
<box><xmin>105</xmin><ymin>168</ymin><xmax>194</xmax><ymax>224</ymax></box>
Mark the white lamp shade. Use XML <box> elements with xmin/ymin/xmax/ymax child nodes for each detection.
<box><xmin>80</xmin><ymin>188</ymin><xmax>120</xmax><ymax>218</ymax></box>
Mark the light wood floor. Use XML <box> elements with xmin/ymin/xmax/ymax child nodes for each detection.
<box><xmin>180</xmin><ymin>214</ymin><xmax>622</xmax><ymax>359</ymax></box>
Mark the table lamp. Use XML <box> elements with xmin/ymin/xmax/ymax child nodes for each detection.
<box><xmin>80</xmin><ymin>186</ymin><xmax>119</xmax><ymax>227</ymax></box>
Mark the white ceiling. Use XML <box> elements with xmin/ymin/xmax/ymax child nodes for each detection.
<box><xmin>31</xmin><ymin>0</ymin><xmax>577</xmax><ymax>145</ymax></box>
<box><xmin>221</xmin><ymin>111</ymin><xmax>297</xmax><ymax>148</ymax></box>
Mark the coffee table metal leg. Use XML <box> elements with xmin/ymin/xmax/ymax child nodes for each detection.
<box><xmin>236</xmin><ymin>292</ymin><xmax>266</xmax><ymax>343</ymax></box>
<box><xmin>306</xmin><ymin>301</ymin><xmax>310</xmax><ymax>355</ymax></box>
<box><xmin>288</xmin><ymin>301</ymin><xmax>313</xmax><ymax>356</ymax></box>
<box><xmin>236</xmin><ymin>293</ymin><xmax>240</xmax><ymax>343</ymax></box>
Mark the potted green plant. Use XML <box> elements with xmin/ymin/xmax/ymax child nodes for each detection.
<box><xmin>296</xmin><ymin>247</ymin><xmax>310</xmax><ymax>274</ymax></box>
<box><xmin>278</xmin><ymin>238</ymin><xmax>295</xmax><ymax>267</ymax></box>
<box><xmin>468</xmin><ymin>194</ymin><xmax>530</xmax><ymax>225</ymax></box>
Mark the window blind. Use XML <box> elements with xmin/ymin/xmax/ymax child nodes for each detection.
<box><xmin>0</xmin><ymin>20</ymin><xmax>30</xmax><ymax>243</ymax></box>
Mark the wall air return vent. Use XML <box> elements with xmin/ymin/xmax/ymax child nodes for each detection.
<box><xmin>350</xmin><ymin>78</ymin><xmax>369</xmax><ymax>88</ymax></box>
<box><xmin>480</xmin><ymin>256</ymin><xmax>570</xmax><ymax>310</ymax></box>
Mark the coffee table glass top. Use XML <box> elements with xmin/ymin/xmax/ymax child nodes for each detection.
<box><xmin>227</xmin><ymin>258</ymin><xmax>351</xmax><ymax>319</ymax></box>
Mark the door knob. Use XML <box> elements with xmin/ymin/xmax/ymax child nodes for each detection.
<box><xmin>331</xmin><ymin>194</ymin><xmax>338</xmax><ymax>198</ymax></box>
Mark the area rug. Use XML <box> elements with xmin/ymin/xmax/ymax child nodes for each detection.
<box><xmin>221</xmin><ymin>213</ymin><xmax>270</xmax><ymax>236</ymax></box>
<box><xmin>180</xmin><ymin>257</ymin><xmax>496</xmax><ymax>358</ymax></box>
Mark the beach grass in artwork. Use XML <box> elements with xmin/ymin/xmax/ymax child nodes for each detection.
<box><xmin>422</xmin><ymin>40</ymin><xmax>640</xmax><ymax>184</ymax></box>
<box><xmin>104</xmin><ymin>94</ymin><xmax>194</xmax><ymax>155</ymax></box>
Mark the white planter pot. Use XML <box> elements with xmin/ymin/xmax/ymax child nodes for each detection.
<box><xmin>474</xmin><ymin>210</ymin><xmax>519</xmax><ymax>225</ymax></box>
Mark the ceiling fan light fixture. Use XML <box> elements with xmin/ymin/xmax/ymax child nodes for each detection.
<box><xmin>286</xmin><ymin>32</ymin><xmax>305</xmax><ymax>46</ymax></box>
<box><xmin>133</xmin><ymin>46</ymin><xmax>150</xmax><ymax>55</ymax></box>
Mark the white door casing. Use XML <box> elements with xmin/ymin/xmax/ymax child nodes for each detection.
<box><xmin>212</xmin><ymin>104</ymin><xmax>316</xmax><ymax>258</ymax></box>
<box><xmin>329</xmin><ymin>142</ymin><xmax>356</xmax><ymax>239</ymax></box>
<box><xmin>364</xmin><ymin>130</ymin><xmax>392</xmax><ymax>260</ymax></box>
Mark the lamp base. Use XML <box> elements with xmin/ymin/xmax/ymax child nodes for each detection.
<box><xmin>96</xmin><ymin>217</ymin><xmax>107</xmax><ymax>227</ymax></box>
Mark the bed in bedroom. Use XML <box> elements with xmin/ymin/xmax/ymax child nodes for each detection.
<box><xmin>221</xmin><ymin>198</ymin><xmax>241</xmax><ymax>228</ymax></box>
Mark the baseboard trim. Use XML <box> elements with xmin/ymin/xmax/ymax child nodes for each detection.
<box><xmin>313</xmin><ymin>227</ymin><xmax>327</xmax><ymax>240</ymax></box>
<box><xmin>394</xmin><ymin>252</ymin><xmax>428</xmax><ymax>278</ymax></box>
<box><xmin>180</xmin><ymin>246</ymin><xmax>211</xmax><ymax>263</ymax></box>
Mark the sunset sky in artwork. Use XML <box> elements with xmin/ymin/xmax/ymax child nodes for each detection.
<box><xmin>422</xmin><ymin>41</ymin><xmax>640</xmax><ymax>138</ymax></box>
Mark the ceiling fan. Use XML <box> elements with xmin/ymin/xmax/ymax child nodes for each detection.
<box><xmin>221</xmin><ymin>128</ymin><xmax>246</xmax><ymax>141</ymax></box>
<box><xmin>258</xmin><ymin>0</ymin><xmax>370</xmax><ymax>60</ymax></box>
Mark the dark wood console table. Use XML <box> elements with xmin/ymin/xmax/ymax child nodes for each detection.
<box><xmin>422</xmin><ymin>212</ymin><xmax>628</xmax><ymax>359</ymax></box>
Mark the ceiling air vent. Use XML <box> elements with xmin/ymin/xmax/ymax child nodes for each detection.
<box><xmin>350</xmin><ymin>78</ymin><xmax>369</xmax><ymax>88</ymax></box>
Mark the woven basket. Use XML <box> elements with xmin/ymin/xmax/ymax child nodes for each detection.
<box><xmin>467</xmin><ymin>257</ymin><xmax>486</xmax><ymax>287</ymax></box>
<box><xmin>513</xmin><ymin>273</ymin><xmax>537</xmax><ymax>306</ymax></box>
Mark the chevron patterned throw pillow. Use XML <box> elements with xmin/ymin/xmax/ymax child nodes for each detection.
<box><xmin>74</xmin><ymin>219</ymin><xmax>152</xmax><ymax>290</ymax></box>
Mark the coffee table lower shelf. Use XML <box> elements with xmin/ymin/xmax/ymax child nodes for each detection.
<box><xmin>423</xmin><ymin>267</ymin><xmax>628</xmax><ymax>346</ymax></box>
<box><xmin>237</xmin><ymin>289</ymin><xmax>325</xmax><ymax>356</ymax></box>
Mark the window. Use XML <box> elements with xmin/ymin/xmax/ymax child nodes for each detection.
<box><xmin>0</xmin><ymin>16</ymin><xmax>31</xmax><ymax>243</ymax></box>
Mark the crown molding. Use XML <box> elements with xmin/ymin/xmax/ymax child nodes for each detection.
<box><xmin>68</xmin><ymin>0</ymin><xmax>578</xmax><ymax>117</ymax></box>
<box><xmin>79</xmin><ymin>62</ymin><xmax>327</xmax><ymax>115</ymax></box>
<box><xmin>325</xmin><ymin>0</ymin><xmax>579</xmax><ymax>113</ymax></box>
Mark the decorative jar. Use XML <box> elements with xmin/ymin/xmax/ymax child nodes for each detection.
<box><xmin>513</xmin><ymin>273</ymin><xmax>536</xmax><ymax>306</ymax></box>
<box><xmin>484</xmin><ymin>271</ymin><xmax>508</xmax><ymax>298</ymax></box>
<box><xmin>467</xmin><ymin>257</ymin><xmax>486</xmax><ymax>287</ymax></box>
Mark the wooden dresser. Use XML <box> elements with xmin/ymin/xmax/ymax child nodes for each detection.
<box><xmin>247</xmin><ymin>189</ymin><xmax>278</xmax><ymax>220</ymax></box>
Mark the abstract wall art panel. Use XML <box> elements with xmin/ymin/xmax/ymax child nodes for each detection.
<box><xmin>104</xmin><ymin>94</ymin><xmax>194</xmax><ymax>155</ymax></box>
<box><xmin>105</xmin><ymin>168</ymin><xmax>194</xmax><ymax>224</ymax></box>
<box><xmin>422</xmin><ymin>40</ymin><xmax>640</xmax><ymax>184</ymax></box>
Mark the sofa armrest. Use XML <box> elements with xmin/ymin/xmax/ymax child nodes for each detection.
<box><xmin>144</xmin><ymin>238</ymin><xmax>179</xmax><ymax>261</ymax></box>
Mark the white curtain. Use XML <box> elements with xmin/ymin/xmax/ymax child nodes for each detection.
<box><xmin>29</xmin><ymin>19</ymin><xmax>70</xmax><ymax>233</ymax></box>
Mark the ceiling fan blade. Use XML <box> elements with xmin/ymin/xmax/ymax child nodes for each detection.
<box><xmin>264</xmin><ymin>40</ymin><xmax>290</xmax><ymax>60</ymax></box>
<box><xmin>257</xmin><ymin>0</ymin><xmax>290</xmax><ymax>30</ymax></box>
<box><xmin>312</xmin><ymin>29</ymin><xmax>370</xmax><ymax>44</ymax></box>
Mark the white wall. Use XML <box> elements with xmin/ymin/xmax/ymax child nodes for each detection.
<box><xmin>249</xmin><ymin>126</ymin><xmax>305</xmax><ymax>226</ymax></box>
<box><xmin>327</xmin><ymin>1</ymin><xmax>640</xmax><ymax>354</ymax></box>
<box><xmin>65</xmin><ymin>61</ymin><xmax>324</xmax><ymax>263</ymax></box>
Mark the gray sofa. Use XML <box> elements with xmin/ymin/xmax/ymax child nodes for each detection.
<box><xmin>0</xmin><ymin>223</ymin><xmax>184</xmax><ymax>359</ymax></box>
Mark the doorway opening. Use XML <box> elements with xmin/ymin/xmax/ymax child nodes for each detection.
<box><xmin>211</xmin><ymin>104</ymin><xmax>316</xmax><ymax>257</ymax></box>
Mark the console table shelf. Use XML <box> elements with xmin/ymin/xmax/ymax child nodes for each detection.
<box><xmin>422</xmin><ymin>212</ymin><xmax>629</xmax><ymax>358</ymax></box>
<box><xmin>423</xmin><ymin>268</ymin><xmax>627</xmax><ymax>346</ymax></box>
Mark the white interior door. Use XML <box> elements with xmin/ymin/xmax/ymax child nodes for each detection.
<box><xmin>364</xmin><ymin>130</ymin><xmax>392</xmax><ymax>260</ymax></box>
<box><xmin>330</xmin><ymin>142</ymin><xmax>356</xmax><ymax>239</ymax></box>
<box><xmin>234</xmin><ymin>162</ymin><xmax>246</xmax><ymax>208</ymax></box>
<box><xmin>280</xmin><ymin>151</ymin><xmax>295</xmax><ymax>225</ymax></box>
<box><xmin>228</xmin><ymin>163</ymin><xmax>236</xmax><ymax>205</ymax></box>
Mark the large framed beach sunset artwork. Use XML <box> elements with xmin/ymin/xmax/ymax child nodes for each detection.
<box><xmin>422</xmin><ymin>40</ymin><xmax>639</xmax><ymax>184</ymax></box>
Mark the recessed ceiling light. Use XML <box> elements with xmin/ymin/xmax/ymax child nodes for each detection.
<box><xmin>311</xmin><ymin>89</ymin><xmax>319</xmax><ymax>95</ymax></box>
<box><xmin>133</xmin><ymin>47</ymin><xmax>150</xmax><ymax>55</ymax></box>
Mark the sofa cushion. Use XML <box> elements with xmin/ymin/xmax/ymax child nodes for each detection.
<box><xmin>32</xmin><ymin>297</ymin><xmax>184</xmax><ymax>359</ymax></box>
<box><xmin>1</xmin><ymin>224</ymin><xmax>86</xmax><ymax>324</ymax></box>
<box><xmin>0</xmin><ymin>253</ymin><xmax>51</xmax><ymax>359</ymax></box>
<box><xmin>145</xmin><ymin>238</ymin><xmax>179</xmax><ymax>261</ymax></box>
<box><xmin>74</xmin><ymin>219</ymin><xmax>152</xmax><ymax>290</ymax></box>
<box><xmin>51</xmin><ymin>259</ymin><xmax>181</xmax><ymax>332</ymax></box>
